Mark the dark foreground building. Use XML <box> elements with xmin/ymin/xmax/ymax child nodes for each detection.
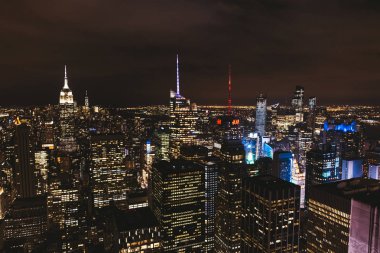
<box><xmin>0</xmin><ymin>196</ymin><xmax>47</xmax><ymax>252</ymax></box>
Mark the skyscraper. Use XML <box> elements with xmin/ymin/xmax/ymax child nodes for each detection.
<box><xmin>14</xmin><ymin>122</ymin><xmax>36</xmax><ymax>198</ymax></box>
<box><xmin>1</xmin><ymin>196</ymin><xmax>47</xmax><ymax>251</ymax></box>
<box><xmin>84</xmin><ymin>90</ymin><xmax>89</xmax><ymax>108</ymax></box>
<box><xmin>151</xmin><ymin>159</ymin><xmax>205</xmax><ymax>252</ymax></box>
<box><xmin>307</xmin><ymin>96</ymin><xmax>317</xmax><ymax>136</ymax></box>
<box><xmin>306</xmin><ymin>178</ymin><xmax>380</xmax><ymax>252</ymax></box>
<box><xmin>169</xmin><ymin>55</ymin><xmax>198</xmax><ymax>158</ymax></box>
<box><xmin>322</xmin><ymin>120</ymin><xmax>363</xmax><ymax>159</ymax></box>
<box><xmin>305</xmin><ymin>144</ymin><xmax>340</xmax><ymax>204</ymax></box>
<box><xmin>273</xmin><ymin>151</ymin><xmax>293</xmax><ymax>182</ymax></box>
<box><xmin>179</xmin><ymin>146</ymin><xmax>219</xmax><ymax>253</ymax></box>
<box><xmin>215</xmin><ymin>140</ymin><xmax>245</xmax><ymax>253</ymax></box>
<box><xmin>198</xmin><ymin>157</ymin><xmax>219</xmax><ymax>253</ymax></box>
<box><xmin>291</xmin><ymin>86</ymin><xmax>304</xmax><ymax>123</ymax></box>
<box><xmin>90</xmin><ymin>134</ymin><xmax>128</xmax><ymax>209</ymax></box>
<box><xmin>47</xmin><ymin>169</ymin><xmax>83</xmax><ymax>252</ymax></box>
<box><xmin>255</xmin><ymin>94</ymin><xmax>267</xmax><ymax>137</ymax></box>
<box><xmin>59</xmin><ymin>66</ymin><xmax>76</xmax><ymax>152</ymax></box>
<box><xmin>241</xmin><ymin>175</ymin><xmax>300</xmax><ymax>252</ymax></box>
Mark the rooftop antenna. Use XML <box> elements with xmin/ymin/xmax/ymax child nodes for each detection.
<box><xmin>176</xmin><ymin>54</ymin><xmax>180</xmax><ymax>96</ymax></box>
<box><xmin>63</xmin><ymin>65</ymin><xmax>69</xmax><ymax>89</ymax></box>
<box><xmin>228</xmin><ymin>64</ymin><xmax>232</xmax><ymax>115</ymax></box>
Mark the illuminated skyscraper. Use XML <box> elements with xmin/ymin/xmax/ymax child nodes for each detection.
<box><xmin>34</xmin><ymin>150</ymin><xmax>49</xmax><ymax>195</ymax></box>
<box><xmin>291</xmin><ymin>159</ymin><xmax>306</xmax><ymax>208</ymax></box>
<box><xmin>47</xmin><ymin>168</ymin><xmax>83</xmax><ymax>252</ymax></box>
<box><xmin>322</xmin><ymin>120</ymin><xmax>363</xmax><ymax>160</ymax></box>
<box><xmin>305</xmin><ymin>144</ymin><xmax>340</xmax><ymax>204</ymax></box>
<box><xmin>151</xmin><ymin>159</ymin><xmax>205</xmax><ymax>252</ymax></box>
<box><xmin>59</xmin><ymin>66</ymin><xmax>76</xmax><ymax>152</ymax></box>
<box><xmin>84</xmin><ymin>90</ymin><xmax>89</xmax><ymax>108</ymax></box>
<box><xmin>306</xmin><ymin>178</ymin><xmax>380</xmax><ymax>252</ymax></box>
<box><xmin>291</xmin><ymin>124</ymin><xmax>313</xmax><ymax>170</ymax></box>
<box><xmin>179</xmin><ymin>146</ymin><xmax>219</xmax><ymax>252</ymax></box>
<box><xmin>141</xmin><ymin>140</ymin><xmax>155</xmax><ymax>189</ymax></box>
<box><xmin>198</xmin><ymin>157</ymin><xmax>219</xmax><ymax>253</ymax></box>
<box><xmin>90</xmin><ymin>134</ymin><xmax>128</xmax><ymax>209</ymax></box>
<box><xmin>40</xmin><ymin>120</ymin><xmax>55</xmax><ymax>149</ymax></box>
<box><xmin>169</xmin><ymin>55</ymin><xmax>198</xmax><ymax>158</ymax></box>
<box><xmin>255</xmin><ymin>94</ymin><xmax>267</xmax><ymax>137</ymax></box>
<box><xmin>215</xmin><ymin>140</ymin><xmax>245</xmax><ymax>253</ymax></box>
<box><xmin>291</xmin><ymin>86</ymin><xmax>304</xmax><ymax>122</ymax></box>
<box><xmin>241</xmin><ymin>175</ymin><xmax>300</xmax><ymax>252</ymax></box>
<box><xmin>273</xmin><ymin>151</ymin><xmax>293</xmax><ymax>182</ymax></box>
<box><xmin>156</xmin><ymin>125</ymin><xmax>170</xmax><ymax>161</ymax></box>
<box><xmin>307</xmin><ymin>96</ymin><xmax>317</xmax><ymax>136</ymax></box>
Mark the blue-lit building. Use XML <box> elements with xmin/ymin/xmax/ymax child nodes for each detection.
<box><xmin>273</xmin><ymin>151</ymin><xmax>293</xmax><ymax>182</ymax></box>
<box><xmin>322</xmin><ymin>120</ymin><xmax>363</xmax><ymax>159</ymax></box>
<box><xmin>305</xmin><ymin>144</ymin><xmax>341</xmax><ymax>204</ymax></box>
<box><xmin>262</xmin><ymin>142</ymin><xmax>273</xmax><ymax>159</ymax></box>
<box><xmin>242</xmin><ymin>134</ymin><xmax>273</xmax><ymax>165</ymax></box>
<box><xmin>242</xmin><ymin>136</ymin><xmax>257</xmax><ymax>164</ymax></box>
<box><xmin>369</xmin><ymin>164</ymin><xmax>380</xmax><ymax>180</ymax></box>
<box><xmin>323</xmin><ymin>120</ymin><xmax>357</xmax><ymax>133</ymax></box>
<box><xmin>341</xmin><ymin>158</ymin><xmax>363</xmax><ymax>180</ymax></box>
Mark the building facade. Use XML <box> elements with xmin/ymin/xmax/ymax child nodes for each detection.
<box><xmin>241</xmin><ymin>175</ymin><xmax>300</xmax><ymax>252</ymax></box>
<box><xmin>151</xmin><ymin>159</ymin><xmax>205</xmax><ymax>252</ymax></box>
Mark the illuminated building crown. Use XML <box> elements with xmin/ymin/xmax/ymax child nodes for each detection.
<box><xmin>59</xmin><ymin>65</ymin><xmax>74</xmax><ymax>104</ymax></box>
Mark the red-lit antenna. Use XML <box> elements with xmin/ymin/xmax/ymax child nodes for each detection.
<box><xmin>228</xmin><ymin>64</ymin><xmax>232</xmax><ymax>116</ymax></box>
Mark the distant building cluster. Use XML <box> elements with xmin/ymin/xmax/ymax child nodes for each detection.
<box><xmin>0</xmin><ymin>57</ymin><xmax>379</xmax><ymax>252</ymax></box>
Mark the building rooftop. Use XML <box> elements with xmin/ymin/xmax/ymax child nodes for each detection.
<box><xmin>11</xmin><ymin>195</ymin><xmax>47</xmax><ymax>209</ymax></box>
<box><xmin>155</xmin><ymin>159</ymin><xmax>203</xmax><ymax>175</ymax></box>
<box><xmin>247</xmin><ymin>174</ymin><xmax>298</xmax><ymax>191</ymax></box>
<box><xmin>99</xmin><ymin>206</ymin><xmax>158</xmax><ymax>232</ymax></box>
<box><xmin>180</xmin><ymin>145</ymin><xmax>209</xmax><ymax>159</ymax></box>
<box><xmin>90</xmin><ymin>134</ymin><xmax>124</xmax><ymax>141</ymax></box>
<box><xmin>117</xmin><ymin>207</ymin><xmax>158</xmax><ymax>231</ymax></box>
<box><xmin>313</xmin><ymin>178</ymin><xmax>380</xmax><ymax>205</ymax></box>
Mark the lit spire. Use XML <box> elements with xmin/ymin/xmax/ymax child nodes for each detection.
<box><xmin>176</xmin><ymin>54</ymin><xmax>180</xmax><ymax>95</ymax></box>
<box><xmin>228</xmin><ymin>64</ymin><xmax>232</xmax><ymax>116</ymax></box>
<box><xmin>63</xmin><ymin>65</ymin><xmax>69</xmax><ymax>89</ymax></box>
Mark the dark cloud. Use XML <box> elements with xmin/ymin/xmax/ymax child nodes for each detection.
<box><xmin>1</xmin><ymin>0</ymin><xmax>380</xmax><ymax>106</ymax></box>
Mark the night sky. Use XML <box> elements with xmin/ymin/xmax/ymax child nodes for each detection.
<box><xmin>1</xmin><ymin>0</ymin><xmax>380</xmax><ymax>106</ymax></box>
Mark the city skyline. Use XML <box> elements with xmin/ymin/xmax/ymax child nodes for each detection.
<box><xmin>1</xmin><ymin>1</ymin><xmax>380</xmax><ymax>106</ymax></box>
<box><xmin>1</xmin><ymin>1</ymin><xmax>380</xmax><ymax>252</ymax></box>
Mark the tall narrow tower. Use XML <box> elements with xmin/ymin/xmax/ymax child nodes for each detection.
<box><xmin>85</xmin><ymin>90</ymin><xmax>89</xmax><ymax>108</ymax></box>
<box><xmin>59</xmin><ymin>65</ymin><xmax>76</xmax><ymax>152</ymax></box>
<box><xmin>255</xmin><ymin>94</ymin><xmax>267</xmax><ymax>137</ymax></box>
<box><xmin>169</xmin><ymin>55</ymin><xmax>198</xmax><ymax>158</ymax></box>
<box><xmin>228</xmin><ymin>65</ymin><xmax>232</xmax><ymax>116</ymax></box>
<box><xmin>176</xmin><ymin>54</ymin><xmax>180</xmax><ymax>96</ymax></box>
<box><xmin>14</xmin><ymin>123</ymin><xmax>37</xmax><ymax>198</ymax></box>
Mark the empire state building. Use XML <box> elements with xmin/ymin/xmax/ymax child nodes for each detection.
<box><xmin>59</xmin><ymin>66</ymin><xmax>76</xmax><ymax>152</ymax></box>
